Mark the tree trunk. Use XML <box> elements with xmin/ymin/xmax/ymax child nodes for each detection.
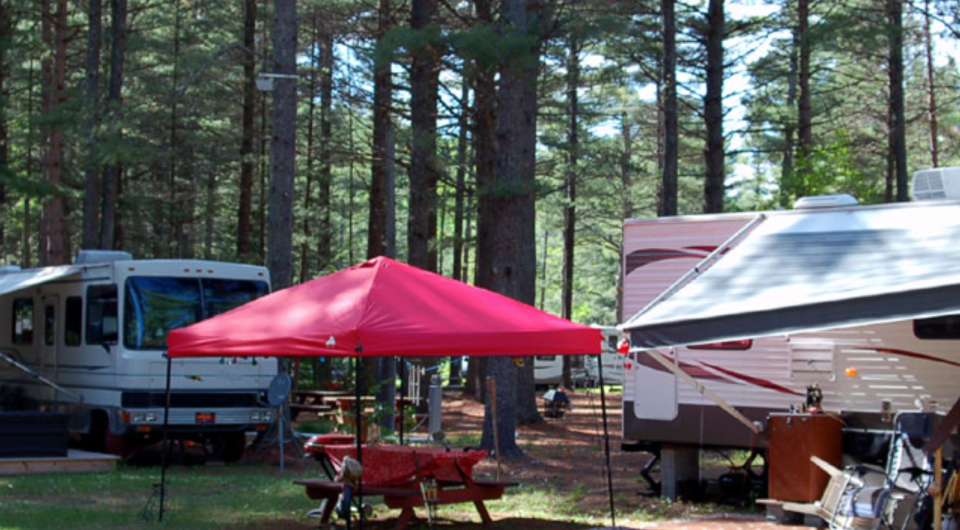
<box><xmin>561</xmin><ymin>35</ymin><xmax>580</xmax><ymax>389</ymax></box>
<box><xmin>100</xmin><ymin>0</ymin><xmax>127</xmax><ymax>251</ymax></box>
<box><xmin>300</xmin><ymin>16</ymin><xmax>318</xmax><ymax>284</ymax></box>
<box><xmin>452</xmin><ymin>75</ymin><xmax>469</xmax><ymax>282</ymax></box>
<box><xmin>703</xmin><ymin>0</ymin><xmax>725</xmax><ymax>213</ymax></box>
<box><xmin>237</xmin><ymin>0</ymin><xmax>257</xmax><ymax>262</ymax></box>
<box><xmin>317</xmin><ymin>26</ymin><xmax>334</xmax><ymax>272</ymax></box>
<box><xmin>797</xmin><ymin>0</ymin><xmax>813</xmax><ymax>165</ymax></box>
<box><xmin>658</xmin><ymin>0</ymin><xmax>677</xmax><ymax>217</ymax></box>
<box><xmin>616</xmin><ymin>113</ymin><xmax>634</xmax><ymax>324</ymax></box>
<box><xmin>168</xmin><ymin>0</ymin><xmax>182</xmax><ymax>257</ymax></box>
<box><xmin>780</xmin><ymin>26</ymin><xmax>798</xmax><ymax>208</ymax></box>
<box><xmin>923</xmin><ymin>0</ymin><xmax>938</xmax><ymax>168</ymax></box>
<box><xmin>479</xmin><ymin>0</ymin><xmax>542</xmax><ymax>459</ymax></box>
<box><xmin>368</xmin><ymin>0</ymin><xmax>394</xmax><ymax>259</ymax></box>
<box><xmin>0</xmin><ymin>0</ymin><xmax>9</xmax><ymax>256</ymax></box>
<box><xmin>408</xmin><ymin>0</ymin><xmax>439</xmax><ymax>273</ymax></box>
<box><xmin>408</xmin><ymin>0</ymin><xmax>440</xmax><ymax>412</ymax></box>
<box><xmin>81</xmin><ymin>0</ymin><xmax>103</xmax><ymax>250</ymax></box>
<box><xmin>887</xmin><ymin>0</ymin><xmax>907</xmax><ymax>202</ymax></box>
<box><xmin>267</xmin><ymin>0</ymin><xmax>297</xmax><ymax>290</ymax></box>
<box><xmin>40</xmin><ymin>0</ymin><xmax>68</xmax><ymax>265</ymax></box>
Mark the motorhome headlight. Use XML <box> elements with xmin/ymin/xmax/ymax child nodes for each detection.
<box><xmin>263</xmin><ymin>411</ymin><xmax>274</xmax><ymax>422</ymax></box>
<box><xmin>131</xmin><ymin>412</ymin><xmax>159</xmax><ymax>423</ymax></box>
<box><xmin>250</xmin><ymin>411</ymin><xmax>262</xmax><ymax>421</ymax></box>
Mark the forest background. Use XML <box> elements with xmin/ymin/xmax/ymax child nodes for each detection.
<box><xmin>1</xmin><ymin>0</ymin><xmax>959</xmax><ymax>454</ymax></box>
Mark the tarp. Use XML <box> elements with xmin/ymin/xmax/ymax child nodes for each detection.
<box><xmin>0</xmin><ymin>265</ymin><xmax>81</xmax><ymax>297</ymax></box>
<box><xmin>623</xmin><ymin>201</ymin><xmax>960</xmax><ymax>349</ymax></box>
<box><xmin>167</xmin><ymin>256</ymin><xmax>602</xmax><ymax>358</ymax></box>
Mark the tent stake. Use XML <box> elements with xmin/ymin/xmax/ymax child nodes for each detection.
<box><xmin>159</xmin><ymin>355</ymin><xmax>173</xmax><ymax>522</ymax></box>
<box><xmin>597</xmin><ymin>355</ymin><xmax>616</xmax><ymax>528</ymax></box>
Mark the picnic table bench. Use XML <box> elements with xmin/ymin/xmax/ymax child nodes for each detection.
<box><xmin>294</xmin><ymin>476</ymin><xmax>518</xmax><ymax>529</ymax></box>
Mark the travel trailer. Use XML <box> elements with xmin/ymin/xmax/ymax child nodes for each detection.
<box><xmin>534</xmin><ymin>326</ymin><xmax>625</xmax><ymax>386</ymax></box>
<box><xmin>620</xmin><ymin>176</ymin><xmax>960</xmax><ymax>455</ymax></box>
<box><xmin>0</xmin><ymin>251</ymin><xmax>278</xmax><ymax>460</ymax></box>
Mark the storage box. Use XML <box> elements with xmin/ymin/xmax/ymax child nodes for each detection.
<box><xmin>0</xmin><ymin>412</ymin><xmax>70</xmax><ymax>458</ymax></box>
<box><xmin>768</xmin><ymin>413</ymin><xmax>843</xmax><ymax>502</ymax></box>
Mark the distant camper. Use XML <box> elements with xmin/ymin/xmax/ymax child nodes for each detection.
<box><xmin>533</xmin><ymin>326</ymin><xmax>625</xmax><ymax>387</ymax></box>
<box><xmin>0</xmin><ymin>251</ymin><xmax>278</xmax><ymax>460</ymax></box>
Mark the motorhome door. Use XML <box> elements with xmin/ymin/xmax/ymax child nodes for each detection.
<box><xmin>630</xmin><ymin>350</ymin><xmax>678</xmax><ymax>420</ymax></box>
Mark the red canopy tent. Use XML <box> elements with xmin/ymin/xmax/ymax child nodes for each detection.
<box><xmin>166</xmin><ymin>256</ymin><xmax>602</xmax><ymax>358</ymax></box>
<box><xmin>159</xmin><ymin>257</ymin><xmax>612</xmax><ymax>527</ymax></box>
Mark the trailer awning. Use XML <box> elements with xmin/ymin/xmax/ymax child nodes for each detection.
<box><xmin>623</xmin><ymin>201</ymin><xmax>960</xmax><ymax>348</ymax></box>
<box><xmin>0</xmin><ymin>266</ymin><xmax>82</xmax><ymax>297</ymax></box>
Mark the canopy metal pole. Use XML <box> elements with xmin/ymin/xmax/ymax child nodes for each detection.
<box><xmin>597</xmin><ymin>355</ymin><xmax>616</xmax><ymax>528</ymax></box>
<box><xmin>399</xmin><ymin>359</ymin><xmax>405</xmax><ymax>445</ymax></box>
<box><xmin>354</xmin><ymin>349</ymin><xmax>364</xmax><ymax>530</ymax></box>
<box><xmin>159</xmin><ymin>355</ymin><xmax>173</xmax><ymax>522</ymax></box>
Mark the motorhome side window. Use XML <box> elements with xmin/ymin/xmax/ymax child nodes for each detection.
<box><xmin>64</xmin><ymin>296</ymin><xmax>82</xmax><ymax>346</ymax></box>
<box><xmin>86</xmin><ymin>285</ymin><xmax>118</xmax><ymax>345</ymax></box>
<box><xmin>913</xmin><ymin>315</ymin><xmax>960</xmax><ymax>340</ymax></box>
<box><xmin>11</xmin><ymin>298</ymin><xmax>34</xmax><ymax>345</ymax></box>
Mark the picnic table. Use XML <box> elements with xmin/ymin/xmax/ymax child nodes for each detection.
<box><xmin>289</xmin><ymin>390</ymin><xmax>349</xmax><ymax>421</ymax></box>
<box><xmin>295</xmin><ymin>444</ymin><xmax>517</xmax><ymax>529</ymax></box>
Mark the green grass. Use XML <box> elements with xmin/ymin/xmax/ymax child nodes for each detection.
<box><xmin>0</xmin><ymin>461</ymin><xmax>737</xmax><ymax>529</ymax></box>
<box><xmin>0</xmin><ymin>465</ymin><xmax>308</xmax><ymax>530</ymax></box>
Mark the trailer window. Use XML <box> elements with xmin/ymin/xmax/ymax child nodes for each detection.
<box><xmin>12</xmin><ymin>298</ymin><xmax>33</xmax><ymax>345</ymax></box>
<box><xmin>124</xmin><ymin>277</ymin><xmax>202</xmax><ymax>350</ymax></box>
<box><xmin>914</xmin><ymin>315</ymin><xmax>960</xmax><ymax>340</ymax></box>
<box><xmin>86</xmin><ymin>285</ymin><xmax>118</xmax><ymax>345</ymax></box>
<box><xmin>64</xmin><ymin>297</ymin><xmax>82</xmax><ymax>346</ymax></box>
<box><xmin>44</xmin><ymin>305</ymin><xmax>55</xmax><ymax>346</ymax></box>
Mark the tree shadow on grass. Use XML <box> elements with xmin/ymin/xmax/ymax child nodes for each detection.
<box><xmin>358</xmin><ymin>517</ymin><xmax>609</xmax><ymax>529</ymax></box>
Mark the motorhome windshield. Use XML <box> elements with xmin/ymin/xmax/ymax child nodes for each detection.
<box><xmin>123</xmin><ymin>277</ymin><xmax>268</xmax><ymax>350</ymax></box>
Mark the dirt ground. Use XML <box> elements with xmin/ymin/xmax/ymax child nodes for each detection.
<box><xmin>281</xmin><ymin>389</ymin><xmax>801</xmax><ymax>530</ymax></box>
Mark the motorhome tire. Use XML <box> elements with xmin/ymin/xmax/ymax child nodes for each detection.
<box><xmin>104</xmin><ymin>430</ymin><xmax>135</xmax><ymax>459</ymax></box>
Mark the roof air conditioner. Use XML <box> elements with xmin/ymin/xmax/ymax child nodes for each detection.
<box><xmin>912</xmin><ymin>167</ymin><xmax>960</xmax><ymax>201</ymax></box>
<box><xmin>74</xmin><ymin>250</ymin><xmax>134</xmax><ymax>264</ymax></box>
<box><xmin>793</xmin><ymin>194</ymin><xmax>859</xmax><ymax>210</ymax></box>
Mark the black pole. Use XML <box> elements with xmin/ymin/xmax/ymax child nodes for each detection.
<box><xmin>159</xmin><ymin>355</ymin><xmax>173</xmax><ymax>522</ymax></box>
<box><xmin>399</xmin><ymin>359</ymin><xmax>405</xmax><ymax>445</ymax></box>
<box><xmin>354</xmin><ymin>350</ymin><xmax>364</xmax><ymax>530</ymax></box>
<box><xmin>597</xmin><ymin>354</ymin><xmax>616</xmax><ymax>527</ymax></box>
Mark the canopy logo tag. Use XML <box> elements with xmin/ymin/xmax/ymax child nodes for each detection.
<box><xmin>325</xmin><ymin>336</ymin><xmax>337</xmax><ymax>348</ymax></box>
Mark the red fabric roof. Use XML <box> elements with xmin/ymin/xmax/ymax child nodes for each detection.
<box><xmin>167</xmin><ymin>257</ymin><xmax>602</xmax><ymax>358</ymax></box>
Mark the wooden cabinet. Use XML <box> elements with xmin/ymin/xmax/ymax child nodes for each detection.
<box><xmin>768</xmin><ymin>413</ymin><xmax>843</xmax><ymax>502</ymax></box>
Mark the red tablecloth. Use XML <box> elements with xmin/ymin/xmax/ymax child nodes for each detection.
<box><xmin>320</xmin><ymin>445</ymin><xmax>487</xmax><ymax>486</ymax></box>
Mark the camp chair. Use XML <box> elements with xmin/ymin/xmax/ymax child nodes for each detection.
<box><xmin>781</xmin><ymin>455</ymin><xmax>860</xmax><ymax>527</ymax></box>
<box><xmin>834</xmin><ymin>412</ymin><xmax>937</xmax><ymax>530</ymax></box>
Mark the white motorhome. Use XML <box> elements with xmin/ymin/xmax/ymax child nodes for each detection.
<box><xmin>621</xmin><ymin>182</ymin><xmax>960</xmax><ymax>454</ymax></box>
<box><xmin>0</xmin><ymin>251</ymin><xmax>278</xmax><ymax>460</ymax></box>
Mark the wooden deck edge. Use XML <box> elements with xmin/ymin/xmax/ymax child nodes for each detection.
<box><xmin>0</xmin><ymin>450</ymin><xmax>119</xmax><ymax>476</ymax></box>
